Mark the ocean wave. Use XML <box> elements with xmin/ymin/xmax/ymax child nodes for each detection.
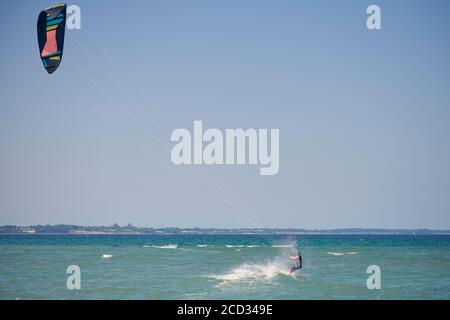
<box><xmin>197</xmin><ymin>244</ymin><xmax>213</xmax><ymax>248</ymax></box>
<box><xmin>143</xmin><ymin>244</ymin><xmax>178</xmax><ymax>249</ymax></box>
<box><xmin>101</xmin><ymin>254</ymin><xmax>113</xmax><ymax>259</ymax></box>
<box><xmin>226</xmin><ymin>245</ymin><xmax>245</xmax><ymax>248</ymax></box>
<box><xmin>327</xmin><ymin>251</ymin><xmax>358</xmax><ymax>256</ymax></box>
<box><xmin>154</xmin><ymin>244</ymin><xmax>178</xmax><ymax>249</ymax></box>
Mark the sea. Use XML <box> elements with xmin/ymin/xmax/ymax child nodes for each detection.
<box><xmin>1</xmin><ymin>234</ymin><xmax>449</xmax><ymax>300</ymax></box>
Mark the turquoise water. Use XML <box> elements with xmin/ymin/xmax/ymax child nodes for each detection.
<box><xmin>1</xmin><ymin>234</ymin><xmax>449</xmax><ymax>299</ymax></box>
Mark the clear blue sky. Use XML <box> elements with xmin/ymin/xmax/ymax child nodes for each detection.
<box><xmin>1</xmin><ymin>0</ymin><xmax>450</xmax><ymax>229</ymax></box>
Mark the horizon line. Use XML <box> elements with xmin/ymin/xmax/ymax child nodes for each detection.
<box><xmin>1</xmin><ymin>224</ymin><xmax>450</xmax><ymax>232</ymax></box>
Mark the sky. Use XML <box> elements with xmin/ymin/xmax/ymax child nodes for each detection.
<box><xmin>1</xmin><ymin>0</ymin><xmax>450</xmax><ymax>229</ymax></box>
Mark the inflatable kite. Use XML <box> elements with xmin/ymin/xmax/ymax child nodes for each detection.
<box><xmin>37</xmin><ymin>3</ymin><xmax>66</xmax><ymax>74</ymax></box>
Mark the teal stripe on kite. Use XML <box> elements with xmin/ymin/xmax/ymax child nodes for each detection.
<box><xmin>47</xmin><ymin>13</ymin><xmax>64</xmax><ymax>21</ymax></box>
<box><xmin>47</xmin><ymin>18</ymin><xmax>64</xmax><ymax>26</ymax></box>
<box><xmin>42</xmin><ymin>51</ymin><xmax>61</xmax><ymax>58</ymax></box>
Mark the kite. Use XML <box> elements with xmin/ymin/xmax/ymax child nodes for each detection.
<box><xmin>37</xmin><ymin>3</ymin><xmax>66</xmax><ymax>74</ymax></box>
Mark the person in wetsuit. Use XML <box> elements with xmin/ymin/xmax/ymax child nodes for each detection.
<box><xmin>289</xmin><ymin>251</ymin><xmax>302</xmax><ymax>273</ymax></box>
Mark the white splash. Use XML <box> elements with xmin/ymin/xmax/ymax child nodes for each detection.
<box><xmin>208</xmin><ymin>258</ymin><xmax>294</xmax><ymax>287</ymax></box>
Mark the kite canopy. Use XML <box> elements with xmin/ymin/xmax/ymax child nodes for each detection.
<box><xmin>37</xmin><ymin>3</ymin><xmax>66</xmax><ymax>74</ymax></box>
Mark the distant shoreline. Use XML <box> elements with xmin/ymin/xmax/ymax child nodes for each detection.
<box><xmin>1</xmin><ymin>224</ymin><xmax>449</xmax><ymax>235</ymax></box>
<box><xmin>2</xmin><ymin>233</ymin><xmax>450</xmax><ymax>236</ymax></box>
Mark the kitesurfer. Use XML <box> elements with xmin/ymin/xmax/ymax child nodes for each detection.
<box><xmin>289</xmin><ymin>251</ymin><xmax>302</xmax><ymax>273</ymax></box>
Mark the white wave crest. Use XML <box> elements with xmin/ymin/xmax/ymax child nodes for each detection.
<box><xmin>144</xmin><ymin>244</ymin><xmax>178</xmax><ymax>249</ymax></box>
<box><xmin>327</xmin><ymin>251</ymin><xmax>358</xmax><ymax>256</ymax></box>
<box><xmin>101</xmin><ymin>254</ymin><xmax>113</xmax><ymax>259</ymax></box>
